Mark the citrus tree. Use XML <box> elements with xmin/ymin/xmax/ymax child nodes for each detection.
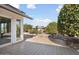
<box><xmin>58</xmin><ymin>4</ymin><xmax>79</xmax><ymax>37</ymax></box>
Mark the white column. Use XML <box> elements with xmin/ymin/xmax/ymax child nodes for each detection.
<box><xmin>20</xmin><ymin>19</ymin><xmax>24</xmax><ymax>40</ymax></box>
<box><xmin>11</xmin><ymin>18</ymin><xmax>16</xmax><ymax>43</ymax></box>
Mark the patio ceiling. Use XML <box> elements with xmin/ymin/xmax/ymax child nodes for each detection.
<box><xmin>0</xmin><ymin>4</ymin><xmax>33</xmax><ymax>20</ymax></box>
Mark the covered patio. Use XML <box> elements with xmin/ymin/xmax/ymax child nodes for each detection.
<box><xmin>0</xmin><ymin>4</ymin><xmax>32</xmax><ymax>45</ymax></box>
<box><xmin>0</xmin><ymin>17</ymin><xmax>11</xmax><ymax>45</ymax></box>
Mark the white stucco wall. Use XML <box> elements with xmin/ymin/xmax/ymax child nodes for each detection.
<box><xmin>0</xmin><ymin>7</ymin><xmax>24</xmax><ymax>43</ymax></box>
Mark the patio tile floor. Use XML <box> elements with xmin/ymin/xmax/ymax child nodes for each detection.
<box><xmin>0</xmin><ymin>41</ymin><xmax>79</xmax><ymax>55</ymax></box>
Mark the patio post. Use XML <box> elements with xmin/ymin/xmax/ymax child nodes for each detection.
<box><xmin>20</xmin><ymin>19</ymin><xmax>24</xmax><ymax>40</ymax></box>
<box><xmin>11</xmin><ymin>18</ymin><xmax>16</xmax><ymax>43</ymax></box>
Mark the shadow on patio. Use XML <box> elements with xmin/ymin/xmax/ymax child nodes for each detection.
<box><xmin>0</xmin><ymin>34</ymin><xmax>11</xmax><ymax>45</ymax></box>
<box><xmin>0</xmin><ymin>38</ymin><xmax>10</xmax><ymax>45</ymax></box>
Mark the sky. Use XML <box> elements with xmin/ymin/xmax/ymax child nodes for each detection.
<box><xmin>10</xmin><ymin>4</ymin><xmax>63</xmax><ymax>27</ymax></box>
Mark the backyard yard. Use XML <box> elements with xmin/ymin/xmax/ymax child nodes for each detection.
<box><xmin>0</xmin><ymin>4</ymin><xmax>79</xmax><ymax>55</ymax></box>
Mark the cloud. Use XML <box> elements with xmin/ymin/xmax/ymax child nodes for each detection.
<box><xmin>56</xmin><ymin>5</ymin><xmax>63</xmax><ymax>13</ymax></box>
<box><xmin>25</xmin><ymin>18</ymin><xmax>53</xmax><ymax>27</ymax></box>
<box><xmin>27</xmin><ymin>4</ymin><xmax>36</xmax><ymax>9</ymax></box>
<box><xmin>10</xmin><ymin>4</ymin><xmax>20</xmax><ymax>9</ymax></box>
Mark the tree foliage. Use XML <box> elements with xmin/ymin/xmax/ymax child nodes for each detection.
<box><xmin>58</xmin><ymin>4</ymin><xmax>79</xmax><ymax>37</ymax></box>
<box><xmin>31</xmin><ymin>26</ymin><xmax>38</xmax><ymax>34</ymax></box>
<box><xmin>24</xmin><ymin>24</ymin><xmax>32</xmax><ymax>32</ymax></box>
<box><xmin>45</xmin><ymin>22</ymin><xmax>58</xmax><ymax>34</ymax></box>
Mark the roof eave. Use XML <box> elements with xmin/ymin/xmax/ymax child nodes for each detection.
<box><xmin>0</xmin><ymin>4</ymin><xmax>33</xmax><ymax>20</ymax></box>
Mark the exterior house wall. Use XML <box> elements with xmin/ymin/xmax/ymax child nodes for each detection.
<box><xmin>0</xmin><ymin>7</ymin><xmax>24</xmax><ymax>44</ymax></box>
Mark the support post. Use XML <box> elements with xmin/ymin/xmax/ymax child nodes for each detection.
<box><xmin>20</xmin><ymin>19</ymin><xmax>24</xmax><ymax>40</ymax></box>
<box><xmin>11</xmin><ymin>18</ymin><xmax>16</xmax><ymax>43</ymax></box>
